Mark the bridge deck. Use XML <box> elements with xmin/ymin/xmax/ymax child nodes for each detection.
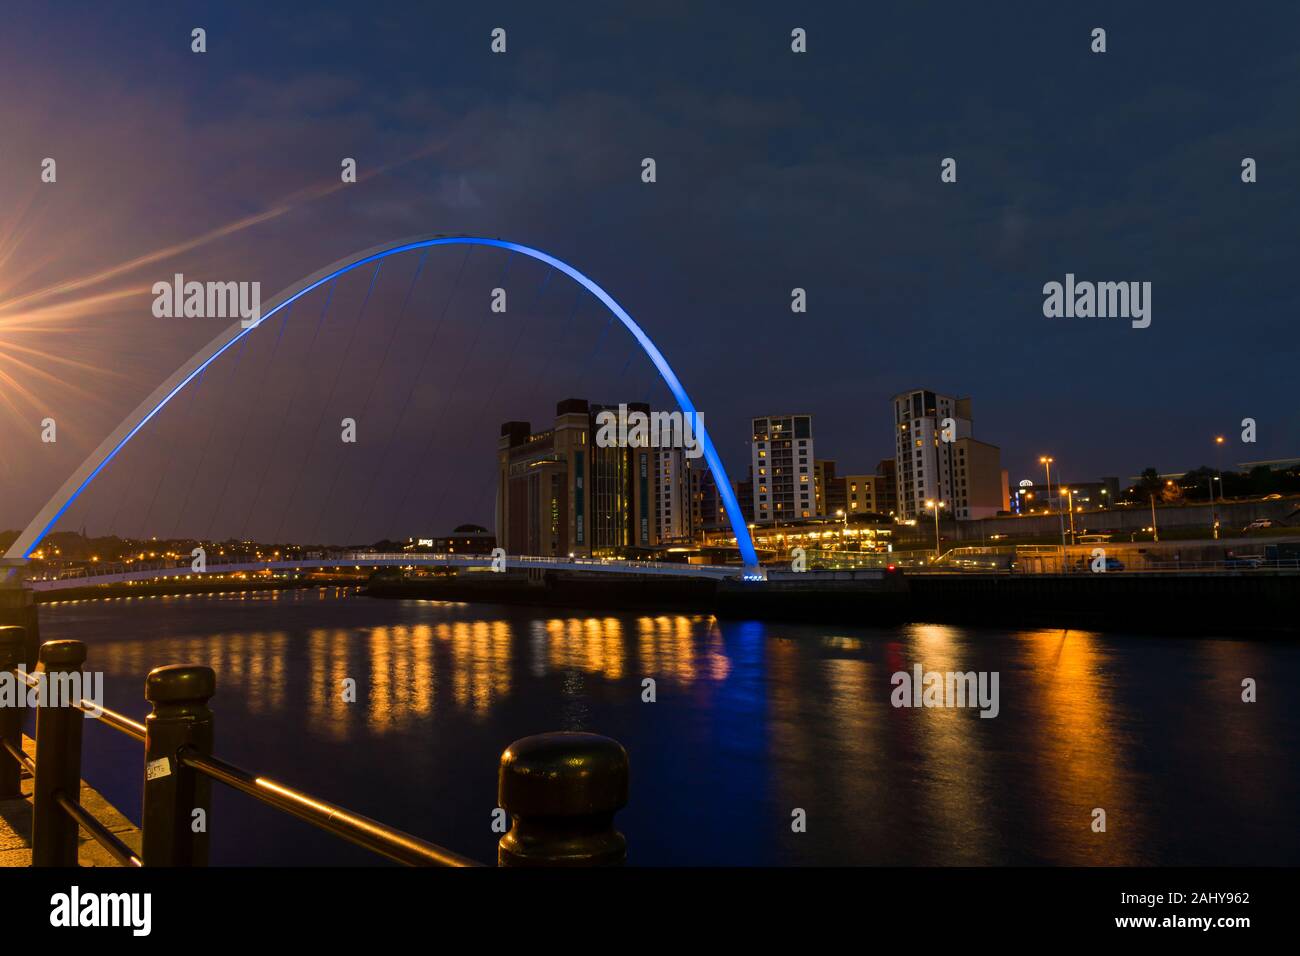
<box><xmin>25</xmin><ymin>553</ymin><xmax>748</xmax><ymax>591</ymax></box>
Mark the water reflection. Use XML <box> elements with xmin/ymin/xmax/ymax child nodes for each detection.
<box><xmin>44</xmin><ymin>590</ymin><xmax>1300</xmax><ymax>865</ymax></box>
<box><xmin>538</xmin><ymin>616</ymin><xmax>625</xmax><ymax>679</ymax></box>
<box><xmin>1019</xmin><ymin>629</ymin><xmax>1139</xmax><ymax>864</ymax></box>
<box><xmin>903</xmin><ymin>624</ymin><xmax>997</xmax><ymax>864</ymax></box>
<box><xmin>93</xmin><ymin>607</ymin><xmax>732</xmax><ymax>732</ymax></box>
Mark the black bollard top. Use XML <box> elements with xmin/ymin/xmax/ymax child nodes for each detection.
<box><xmin>38</xmin><ymin>640</ymin><xmax>86</xmax><ymax>668</ymax></box>
<box><xmin>0</xmin><ymin>626</ymin><xmax>22</xmax><ymax>668</ymax></box>
<box><xmin>146</xmin><ymin>664</ymin><xmax>216</xmax><ymax>704</ymax></box>
<box><xmin>499</xmin><ymin>732</ymin><xmax>628</xmax><ymax>819</ymax></box>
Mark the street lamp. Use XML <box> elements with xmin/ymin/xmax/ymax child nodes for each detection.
<box><xmin>1149</xmin><ymin>484</ymin><xmax>1167</xmax><ymax>543</ymax></box>
<box><xmin>1213</xmin><ymin>435</ymin><xmax>1225</xmax><ymax>539</ymax></box>
<box><xmin>1039</xmin><ymin>456</ymin><xmax>1055</xmax><ymax>513</ymax></box>
<box><xmin>1062</xmin><ymin>488</ymin><xmax>1077</xmax><ymax>544</ymax></box>
<box><xmin>925</xmin><ymin>499</ymin><xmax>946</xmax><ymax>560</ymax></box>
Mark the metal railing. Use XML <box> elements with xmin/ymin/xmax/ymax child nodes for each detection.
<box><xmin>1133</xmin><ymin>558</ymin><xmax>1300</xmax><ymax>572</ymax></box>
<box><xmin>24</xmin><ymin>550</ymin><xmax>741</xmax><ymax>588</ymax></box>
<box><xmin>0</xmin><ymin>625</ymin><xmax>629</xmax><ymax>867</ymax></box>
<box><xmin>877</xmin><ymin>543</ymin><xmax>1300</xmax><ymax>575</ymax></box>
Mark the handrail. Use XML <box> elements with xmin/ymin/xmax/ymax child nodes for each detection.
<box><xmin>55</xmin><ymin>792</ymin><xmax>143</xmax><ymax>867</ymax></box>
<box><xmin>2</xmin><ymin>629</ymin><xmax>629</xmax><ymax>868</ymax></box>
<box><xmin>12</xmin><ymin>666</ymin><xmax>146</xmax><ymax>741</ymax></box>
<box><xmin>16</xmin><ymin>665</ymin><xmax>474</xmax><ymax>866</ymax></box>
<box><xmin>2</xmin><ymin>738</ymin><xmax>34</xmax><ymax>776</ymax></box>
<box><xmin>24</xmin><ymin>550</ymin><xmax>743</xmax><ymax>582</ymax></box>
<box><xmin>178</xmin><ymin>747</ymin><xmax>481</xmax><ymax>867</ymax></box>
<box><xmin>94</xmin><ymin>708</ymin><xmax>147</xmax><ymax>742</ymax></box>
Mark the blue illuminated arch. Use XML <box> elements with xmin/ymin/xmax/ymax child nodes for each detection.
<box><xmin>7</xmin><ymin>236</ymin><xmax>760</xmax><ymax>571</ymax></box>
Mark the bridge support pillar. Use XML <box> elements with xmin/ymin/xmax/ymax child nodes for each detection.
<box><xmin>0</xmin><ymin>563</ymin><xmax>38</xmax><ymax>669</ymax></box>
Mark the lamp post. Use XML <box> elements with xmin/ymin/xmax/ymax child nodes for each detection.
<box><xmin>1213</xmin><ymin>435</ymin><xmax>1225</xmax><ymax>540</ymax></box>
<box><xmin>1151</xmin><ymin>487</ymin><xmax>1163</xmax><ymax>543</ymax></box>
<box><xmin>925</xmin><ymin>499</ymin><xmax>945</xmax><ymax>560</ymax></box>
<box><xmin>1043</xmin><ymin>457</ymin><xmax>1067</xmax><ymax>547</ymax></box>
<box><xmin>1063</xmin><ymin>488</ymin><xmax>1077</xmax><ymax>545</ymax></box>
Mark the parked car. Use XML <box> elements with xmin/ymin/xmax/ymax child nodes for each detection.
<box><xmin>1243</xmin><ymin>518</ymin><xmax>1280</xmax><ymax>531</ymax></box>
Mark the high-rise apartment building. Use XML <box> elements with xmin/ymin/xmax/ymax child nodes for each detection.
<box><xmin>689</xmin><ymin>460</ymin><xmax>728</xmax><ymax>535</ymax></box>
<box><xmin>892</xmin><ymin>390</ymin><xmax>1004</xmax><ymax>520</ymax></box>
<box><xmin>653</xmin><ymin>448</ymin><xmax>694</xmax><ymax>543</ymax></box>
<box><xmin>497</xmin><ymin>398</ymin><xmax>657</xmax><ymax>556</ymax></box>
<box><xmin>751</xmin><ymin>414</ymin><xmax>815</xmax><ymax>524</ymax></box>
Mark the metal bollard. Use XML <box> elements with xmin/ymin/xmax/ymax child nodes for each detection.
<box><xmin>497</xmin><ymin>731</ymin><xmax>629</xmax><ymax>866</ymax></box>
<box><xmin>142</xmin><ymin>665</ymin><xmax>214</xmax><ymax>866</ymax></box>
<box><xmin>31</xmin><ymin>640</ymin><xmax>86</xmax><ymax>866</ymax></box>
<box><xmin>0</xmin><ymin>626</ymin><xmax>25</xmax><ymax>799</ymax></box>
<box><xmin>0</xmin><ymin>577</ymin><xmax>39</xmax><ymax>669</ymax></box>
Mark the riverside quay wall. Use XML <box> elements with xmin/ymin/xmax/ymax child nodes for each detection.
<box><xmin>365</xmin><ymin>568</ymin><xmax>1296</xmax><ymax>636</ymax></box>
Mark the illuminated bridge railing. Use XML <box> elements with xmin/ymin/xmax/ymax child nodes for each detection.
<box><xmin>0</xmin><ymin>626</ymin><xmax>629</xmax><ymax>867</ymax></box>
<box><xmin>24</xmin><ymin>552</ymin><xmax>745</xmax><ymax>590</ymax></box>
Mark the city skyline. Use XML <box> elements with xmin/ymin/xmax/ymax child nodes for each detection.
<box><xmin>3</xmin><ymin>3</ymin><xmax>1298</xmax><ymax>546</ymax></box>
<box><xmin>2</xmin><ymin>371</ymin><xmax>1284</xmax><ymax>547</ymax></box>
<box><xmin>7</xmin><ymin>383</ymin><xmax>1291</xmax><ymax>556</ymax></box>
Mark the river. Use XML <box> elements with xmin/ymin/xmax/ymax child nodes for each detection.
<box><xmin>37</xmin><ymin>588</ymin><xmax>1300</xmax><ymax>866</ymax></box>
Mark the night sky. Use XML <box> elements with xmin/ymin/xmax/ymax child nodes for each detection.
<box><xmin>1</xmin><ymin>1</ymin><xmax>1297</xmax><ymax>545</ymax></box>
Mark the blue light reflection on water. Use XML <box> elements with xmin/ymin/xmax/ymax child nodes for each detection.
<box><xmin>38</xmin><ymin>590</ymin><xmax>1300</xmax><ymax>866</ymax></box>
